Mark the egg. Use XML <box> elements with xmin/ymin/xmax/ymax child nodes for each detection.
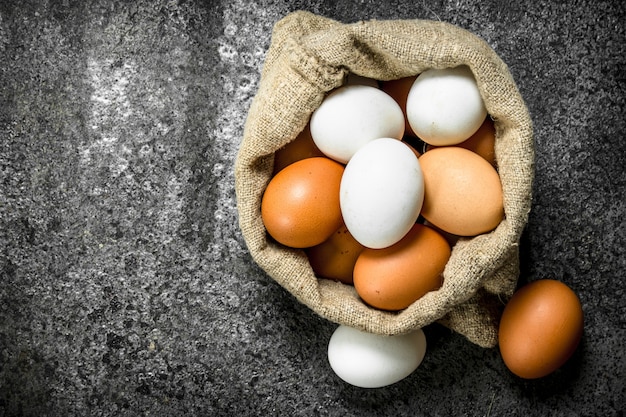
<box><xmin>340</xmin><ymin>138</ymin><xmax>424</xmax><ymax>249</ymax></box>
<box><xmin>353</xmin><ymin>223</ymin><xmax>449</xmax><ymax>311</ymax></box>
<box><xmin>328</xmin><ymin>325</ymin><xmax>427</xmax><ymax>388</ymax></box>
<box><xmin>306</xmin><ymin>223</ymin><xmax>365</xmax><ymax>285</ymax></box>
<box><xmin>261</xmin><ymin>157</ymin><xmax>344</xmax><ymax>248</ymax></box>
<box><xmin>419</xmin><ymin>147</ymin><xmax>504</xmax><ymax>236</ymax></box>
<box><xmin>273</xmin><ymin>123</ymin><xmax>325</xmax><ymax>174</ymax></box>
<box><xmin>498</xmin><ymin>279</ymin><xmax>584</xmax><ymax>379</ymax></box>
<box><xmin>426</xmin><ymin>117</ymin><xmax>496</xmax><ymax>166</ymax></box>
<box><xmin>310</xmin><ymin>85</ymin><xmax>405</xmax><ymax>163</ymax></box>
<box><xmin>381</xmin><ymin>75</ymin><xmax>418</xmax><ymax>137</ymax></box>
<box><xmin>406</xmin><ymin>65</ymin><xmax>487</xmax><ymax>146</ymax></box>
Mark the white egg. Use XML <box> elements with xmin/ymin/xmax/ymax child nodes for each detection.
<box><xmin>340</xmin><ymin>138</ymin><xmax>424</xmax><ymax>249</ymax></box>
<box><xmin>328</xmin><ymin>325</ymin><xmax>427</xmax><ymax>388</ymax></box>
<box><xmin>310</xmin><ymin>85</ymin><xmax>405</xmax><ymax>164</ymax></box>
<box><xmin>406</xmin><ymin>65</ymin><xmax>487</xmax><ymax>146</ymax></box>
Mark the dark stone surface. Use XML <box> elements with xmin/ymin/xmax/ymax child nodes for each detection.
<box><xmin>0</xmin><ymin>1</ymin><xmax>624</xmax><ymax>416</ymax></box>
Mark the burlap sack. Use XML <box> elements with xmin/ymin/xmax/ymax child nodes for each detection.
<box><xmin>234</xmin><ymin>11</ymin><xmax>534</xmax><ymax>348</ymax></box>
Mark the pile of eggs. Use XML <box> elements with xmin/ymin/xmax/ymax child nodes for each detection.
<box><xmin>262</xmin><ymin>65</ymin><xmax>502</xmax><ymax>312</ymax></box>
<box><xmin>261</xmin><ymin>66</ymin><xmax>583</xmax><ymax>387</ymax></box>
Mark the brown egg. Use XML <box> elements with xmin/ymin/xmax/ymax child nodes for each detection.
<box><xmin>306</xmin><ymin>223</ymin><xmax>365</xmax><ymax>285</ymax></box>
<box><xmin>353</xmin><ymin>223</ymin><xmax>450</xmax><ymax>311</ymax></box>
<box><xmin>273</xmin><ymin>123</ymin><xmax>325</xmax><ymax>174</ymax></box>
<box><xmin>498</xmin><ymin>279</ymin><xmax>584</xmax><ymax>379</ymax></box>
<box><xmin>426</xmin><ymin>117</ymin><xmax>496</xmax><ymax>166</ymax></box>
<box><xmin>381</xmin><ymin>76</ymin><xmax>418</xmax><ymax>137</ymax></box>
<box><xmin>261</xmin><ymin>157</ymin><xmax>344</xmax><ymax>248</ymax></box>
<box><xmin>419</xmin><ymin>147</ymin><xmax>504</xmax><ymax>236</ymax></box>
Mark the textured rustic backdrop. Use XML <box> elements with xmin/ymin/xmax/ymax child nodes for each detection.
<box><xmin>0</xmin><ymin>1</ymin><xmax>624</xmax><ymax>416</ymax></box>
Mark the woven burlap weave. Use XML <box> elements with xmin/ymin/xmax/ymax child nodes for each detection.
<box><xmin>234</xmin><ymin>11</ymin><xmax>534</xmax><ymax>348</ymax></box>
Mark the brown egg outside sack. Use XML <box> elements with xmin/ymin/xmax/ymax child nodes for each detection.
<box><xmin>353</xmin><ymin>223</ymin><xmax>450</xmax><ymax>311</ymax></box>
<box><xmin>381</xmin><ymin>76</ymin><xmax>418</xmax><ymax>137</ymax></box>
<box><xmin>419</xmin><ymin>147</ymin><xmax>504</xmax><ymax>236</ymax></box>
<box><xmin>426</xmin><ymin>117</ymin><xmax>496</xmax><ymax>166</ymax></box>
<box><xmin>273</xmin><ymin>124</ymin><xmax>325</xmax><ymax>174</ymax></box>
<box><xmin>261</xmin><ymin>157</ymin><xmax>344</xmax><ymax>248</ymax></box>
<box><xmin>498</xmin><ymin>279</ymin><xmax>584</xmax><ymax>379</ymax></box>
<box><xmin>306</xmin><ymin>223</ymin><xmax>365</xmax><ymax>285</ymax></box>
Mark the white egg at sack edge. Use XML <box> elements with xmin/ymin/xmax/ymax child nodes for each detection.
<box><xmin>327</xmin><ymin>325</ymin><xmax>427</xmax><ymax>388</ymax></box>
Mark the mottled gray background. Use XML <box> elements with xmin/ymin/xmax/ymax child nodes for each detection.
<box><xmin>0</xmin><ymin>0</ymin><xmax>624</xmax><ymax>416</ymax></box>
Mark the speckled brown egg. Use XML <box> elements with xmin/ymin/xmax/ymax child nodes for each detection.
<box><xmin>498</xmin><ymin>279</ymin><xmax>584</xmax><ymax>379</ymax></box>
<box><xmin>306</xmin><ymin>223</ymin><xmax>365</xmax><ymax>285</ymax></box>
